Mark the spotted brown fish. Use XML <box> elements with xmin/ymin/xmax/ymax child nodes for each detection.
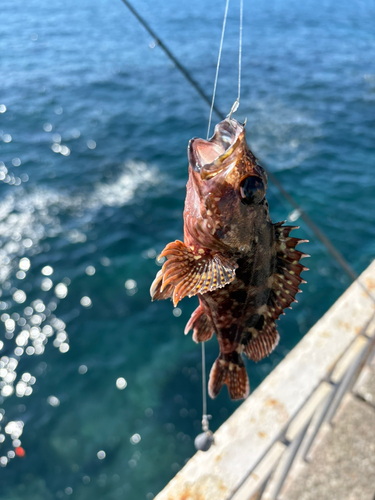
<box><xmin>151</xmin><ymin>118</ymin><xmax>308</xmax><ymax>400</ymax></box>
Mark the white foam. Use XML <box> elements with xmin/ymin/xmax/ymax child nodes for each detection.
<box><xmin>92</xmin><ymin>160</ymin><xmax>157</xmax><ymax>207</ymax></box>
<box><xmin>0</xmin><ymin>160</ymin><xmax>158</xmax><ymax>284</ymax></box>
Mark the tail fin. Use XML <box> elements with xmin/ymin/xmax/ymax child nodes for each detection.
<box><xmin>208</xmin><ymin>352</ymin><xmax>250</xmax><ymax>400</ymax></box>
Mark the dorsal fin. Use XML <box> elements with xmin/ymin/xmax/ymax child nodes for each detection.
<box><xmin>243</xmin><ymin>223</ymin><xmax>308</xmax><ymax>362</ymax></box>
<box><xmin>150</xmin><ymin>240</ymin><xmax>237</xmax><ymax>307</ymax></box>
<box><xmin>272</xmin><ymin>222</ymin><xmax>308</xmax><ymax>312</ymax></box>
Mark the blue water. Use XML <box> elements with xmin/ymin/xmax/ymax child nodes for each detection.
<box><xmin>1</xmin><ymin>0</ymin><xmax>375</xmax><ymax>498</ymax></box>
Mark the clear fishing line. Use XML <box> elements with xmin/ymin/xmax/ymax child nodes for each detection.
<box><xmin>207</xmin><ymin>0</ymin><xmax>230</xmax><ymax>140</ymax></box>
<box><xmin>197</xmin><ymin>0</ymin><xmax>245</xmax><ymax>450</ymax></box>
<box><xmin>229</xmin><ymin>0</ymin><xmax>243</xmax><ymax>118</ymax></box>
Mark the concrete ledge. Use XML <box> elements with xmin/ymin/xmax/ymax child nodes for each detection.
<box><xmin>282</xmin><ymin>393</ymin><xmax>375</xmax><ymax>500</ymax></box>
<box><xmin>155</xmin><ymin>261</ymin><xmax>375</xmax><ymax>500</ymax></box>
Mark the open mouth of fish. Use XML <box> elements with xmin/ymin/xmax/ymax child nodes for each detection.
<box><xmin>188</xmin><ymin>118</ymin><xmax>245</xmax><ymax>180</ymax></box>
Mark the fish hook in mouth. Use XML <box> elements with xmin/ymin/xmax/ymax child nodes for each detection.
<box><xmin>188</xmin><ymin>118</ymin><xmax>245</xmax><ymax>177</ymax></box>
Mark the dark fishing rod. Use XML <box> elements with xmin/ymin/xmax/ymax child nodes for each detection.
<box><xmin>120</xmin><ymin>0</ymin><xmax>224</xmax><ymax>119</ymax></box>
<box><xmin>119</xmin><ymin>0</ymin><xmax>359</xmax><ymax>285</ymax></box>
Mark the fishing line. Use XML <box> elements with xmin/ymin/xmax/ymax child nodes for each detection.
<box><xmin>195</xmin><ymin>0</ymin><xmax>233</xmax><ymax>451</ymax></box>
<box><xmin>229</xmin><ymin>0</ymin><xmax>243</xmax><ymax>119</ymax></box>
<box><xmin>196</xmin><ymin>0</ymin><xmax>245</xmax><ymax>451</ymax></box>
<box><xmin>207</xmin><ymin>0</ymin><xmax>230</xmax><ymax>140</ymax></box>
<box><xmin>201</xmin><ymin>343</ymin><xmax>208</xmax><ymax>431</ymax></box>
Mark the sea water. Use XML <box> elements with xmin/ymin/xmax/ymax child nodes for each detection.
<box><xmin>1</xmin><ymin>0</ymin><xmax>375</xmax><ymax>498</ymax></box>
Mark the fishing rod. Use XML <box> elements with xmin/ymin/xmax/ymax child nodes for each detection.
<box><xmin>120</xmin><ymin>0</ymin><xmax>224</xmax><ymax>119</ymax></box>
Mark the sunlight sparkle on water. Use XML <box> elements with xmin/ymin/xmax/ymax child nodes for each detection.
<box><xmin>55</xmin><ymin>283</ymin><xmax>68</xmax><ymax>299</ymax></box>
<box><xmin>42</xmin><ymin>266</ymin><xmax>53</xmax><ymax>276</ymax></box>
<box><xmin>19</xmin><ymin>259</ymin><xmax>30</xmax><ymax>273</ymax></box>
<box><xmin>142</xmin><ymin>248</ymin><xmax>157</xmax><ymax>259</ymax></box>
<box><xmin>78</xmin><ymin>365</ymin><xmax>88</xmax><ymax>374</ymax></box>
<box><xmin>80</xmin><ymin>296</ymin><xmax>92</xmax><ymax>307</ymax></box>
<box><xmin>23</xmin><ymin>239</ymin><xmax>32</xmax><ymax>249</ymax></box>
<box><xmin>13</xmin><ymin>290</ymin><xmax>27</xmax><ymax>304</ymax></box>
<box><xmin>47</xmin><ymin>396</ymin><xmax>60</xmax><ymax>407</ymax></box>
<box><xmin>41</xmin><ymin>278</ymin><xmax>53</xmax><ymax>291</ymax></box>
<box><xmin>85</xmin><ymin>266</ymin><xmax>95</xmax><ymax>276</ymax></box>
<box><xmin>0</xmin><ymin>217</ymin><xmax>71</xmax><ymax>461</ymax></box>
<box><xmin>5</xmin><ymin>319</ymin><xmax>16</xmax><ymax>331</ymax></box>
<box><xmin>60</xmin><ymin>146</ymin><xmax>70</xmax><ymax>156</ymax></box>
<box><xmin>116</xmin><ymin>377</ymin><xmax>127</xmax><ymax>390</ymax></box>
<box><xmin>130</xmin><ymin>433</ymin><xmax>141</xmax><ymax>445</ymax></box>
<box><xmin>4</xmin><ymin>421</ymin><xmax>23</xmax><ymax>439</ymax></box>
<box><xmin>172</xmin><ymin>308</ymin><xmax>182</xmax><ymax>317</ymax></box>
<box><xmin>125</xmin><ymin>279</ymin><xmax>137</xmax><ymax>296</ymax></box>
<box><xmin>59</xmin><ymin>343</ymin><xmax>70</xmax><ymax>353</ymax></box>
<box><xmin>1</xmin><ymin>386</ymin><xmax>14</xmax><ymax>397</ymax></box>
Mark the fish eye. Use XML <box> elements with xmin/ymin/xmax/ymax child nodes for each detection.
<box><xmin>239</xmin><ymin>176</ymin><xmax>265</xmax><ymax>205</ymax></box>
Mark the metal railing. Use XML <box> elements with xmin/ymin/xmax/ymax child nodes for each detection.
<box><xmin>231</xmin><ymin>314</ymin><xmax>375</xmax><ymax>500</ymax></box>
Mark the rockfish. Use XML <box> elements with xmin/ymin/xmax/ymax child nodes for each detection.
<box><xmin>150</xmin><ymin>118</ymin><xmax>307</xmax><ymax>400</ymax></box>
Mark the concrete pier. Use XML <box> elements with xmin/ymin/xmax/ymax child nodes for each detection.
<box><xmin>155</xmin><ymin>261</ymin><xmax>375</xmax><ymax>500</ymax></box>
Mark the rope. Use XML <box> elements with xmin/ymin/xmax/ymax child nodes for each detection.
<box><xmin>207</xmin><ymin>0</ymin><xmax>230</xmax><ymax>140</ymax></box>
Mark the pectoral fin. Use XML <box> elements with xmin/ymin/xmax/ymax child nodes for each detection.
<box><xmin>150</xmin><ymin>240</ymin><xmax>237</xmax><ymax>307</ymax></box>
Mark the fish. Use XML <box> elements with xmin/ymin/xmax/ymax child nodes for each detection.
<box><xmin>150</xmin><ymin>117</ymin><xmax>308</xmax><ymax>400</ymax></box>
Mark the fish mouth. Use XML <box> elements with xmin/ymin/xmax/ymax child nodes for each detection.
<box><xmin>188</xmin><ymin>118</ymin><xmax>245</xmax><ymax>179</ymax></box>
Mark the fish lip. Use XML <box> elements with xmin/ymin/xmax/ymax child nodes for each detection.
<box><xmin>187</xmin><ymin>137</ymin><xmax>200</xmax><ymax>172</ymax></box>
<box><xmin>188</xmin><ymin>118</ymin><xmax>245</xmax><ymax>178</ymax></box>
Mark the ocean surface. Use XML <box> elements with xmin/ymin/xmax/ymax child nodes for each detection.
<box><xmin>1</xmin><ymin>0</ymin><xmax>375</xmax><ymax>498</ymax></box>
